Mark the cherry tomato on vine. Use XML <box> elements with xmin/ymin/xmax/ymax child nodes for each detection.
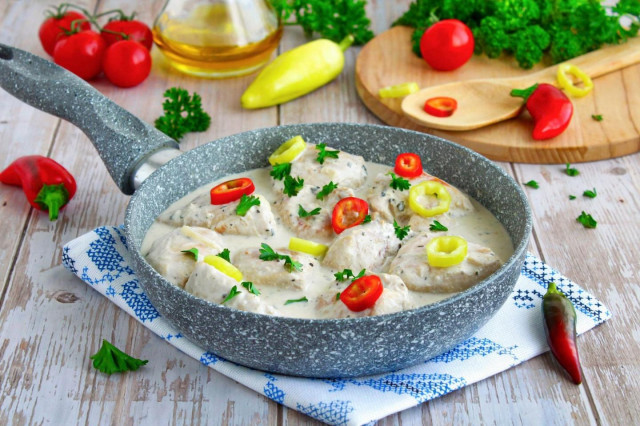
<box><xmin>38</xmin><ymin>8</ymin><xmax>91</xmax><ymax>56</ymax></box>
<box><xmin>101</xmin><ymin>18</ymin><xmax>153</xmax><ymax>51</ymax></box>
<box><xmin>53</xmin><ymin>31</ymin><xmax>106</xmax><ymax>80</ymax></box>
<box><xmin>420</xmin><ymin>19</ymin><xmax>474</xmax><ymax>71</ymax></box>
<box><xmin>102</xmin><ymin>40</ymin><xmax>152</xmax><ymax>87</ymax></box>
<box><xmin>340</xmin><ymin>275</ymin><xmax>384</xmax><ymax>312</ymax></box>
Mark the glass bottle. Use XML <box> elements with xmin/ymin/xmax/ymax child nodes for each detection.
<box><xmin>152</xmin><ymin>0</ymin><xmax>283</xmax><ymax>78</ymax></box>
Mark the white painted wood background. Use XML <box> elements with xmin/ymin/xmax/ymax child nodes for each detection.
<box><xmin>0</xmin><ymin>0</ymin><xmax>638</xmax><ymax>424</ymax></box>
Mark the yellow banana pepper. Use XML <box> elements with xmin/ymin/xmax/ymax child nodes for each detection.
<box><xmin>408</xmin><ymin>180</ymin><xmax>451</xmax><ymax>217</ymax></box>
<box><xmin>289</xmin><ymin>237</ymin><xmax>329</xmax><ymax>257</ymax></box>
<box><xmin>426</xmin><ymin>236</ymin><xmax>468</xmax><ymax>267</ymax></box>
<box><xmin>557</xmin><ymin>64</ymin><xmax>593</xmax><ymax>98</ymax></box>
<box><xmin>204</xmin><ymin>255</ymin><xmax>243</xmax><ymax>282</ymax></box>
<box><xmin>241</xmin><ymin>35</ymin><xmax>355</xmax><ymax>109</ymax></box>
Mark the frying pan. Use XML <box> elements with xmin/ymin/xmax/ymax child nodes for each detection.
<box><xmin>0</xmin><ymin>44</ymin><xmax>531</xmax><ymax>378</ymax></box>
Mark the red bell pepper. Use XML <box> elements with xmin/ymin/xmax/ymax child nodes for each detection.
<box><xmin>511</xmin><ymin>83</ymin><xmax>573</xmax><ymax>141</ymax></box>
<box><xmin>0</xmin><ymin>155</ymin><xmax>76</xmax><ymax>221</ymax></box>
<box><xmin>340</xmin><ymin>275</ymin><xmax>383</xmax><ymax>312</ymax></box>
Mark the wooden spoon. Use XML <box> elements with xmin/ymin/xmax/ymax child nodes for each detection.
<box><xmin>401</xmin><ymin>36</ymin><xmax>640</xmax><ymax>131</ymax></box>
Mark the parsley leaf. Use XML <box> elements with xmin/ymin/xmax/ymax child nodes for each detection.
<box><xmin>336</xmin><ymin>292</ymin><xmax>341</xmax><ymax>301</ymax></box>
<box><xmin>592</xmin><ymin>114</ymin><xmax>603</xmax><ymax>121</ymax></box>
<box><xmin>577</xmin><ymin>211</ymin><xmax>597</xmax><ymax>229</ymax></box>
<box><xmin>393</xmin><ymin>220</ymin><xmax>410</xmax><ymax>240</ymax></box>
<box><xmin>524</xmin><ymin>180</ymin><xmax>539</xmax><ymax>189</ymax></box>
<box><xmin>154</xmin><ymin>87</ymin><xmax>211</xmax><ymax>141</ymax></box>
<box><xmin>90</xmin><ymin>339</ymin><xmax>148</xmax><ymax>375</ymax></box>
<box><xmin>334</xmin><ymin>268</ymin><xmax>366</xmax><ymax>282</ymax></box>
<box><xmin>298</xmin><ymin>204</ymin><xmax>321</xmax><ymax>217</ymax></box>
<box><xmin>583</xmin><ymin>188</ymin><xmax>597</xmax><ymax>198</ymax></box>
<box><xmin>283</xmin><ymin>175</ymin><xmax>304</xmax><ymax>197</ymax></box>
<box><xmin>222</xmin><ymin>285</ymin><xmax>241</xmax><ymax>303</ymax></box>
<box><xmin>388</xmin><ymin>172</ymin><xmax>411</xmax><ymax>191</ymax></box>
<box><xmin>181</xmin><ymin>247</ymin><xmax>199</xmax><ymax>260</ymax></box>
<box><xmin>569</xmin><ymin>195</ymin><xmax>577</xmax><ymax>200</ymax></box>
<box><xmin>236</xmin><ymin>194</ymin><xmax>260</xmax><ymax>216</ymax></box>
<box><xmin>316</xmin><ymin>181</ymin><xmax>338</xmax><ymax>200</ymax></box>
<box><xmin>315</xmin><ymin>143</ymin><xmax>340</xmax><ymax>164</ymax></box>
<box><xmin>258</xmin><ymin>243</ymin><xmax>303</xmax><ymax>273</ymax></box>
<box><xmin>216</xmin><ymin>248</ymin><xmax>231</xmax><ymax>262</ymax></box>
<box><xmin>270</xmin><ymin>162</ymin><xmax>292</xmax><ymax>181</ymax></box>
<box><xmin>362</xmin><ymin>214</ymin><xmax>372</xmax><ymax>224</ymax></box>
<box><xmin>565</xmin><ymin>163</ymin><xmax>580</xmax><ymax>176</ymax></box>
<box><xmin>284</xmin><ymin>296</ymin><xmax>308</xmax><ymax>305</ymax></box>
<box><xmin>241</xmin><ymin>281</ymin><xmax>261</xmax><ymax>296</ymax></box>
<box><xmin>429</xmin><ymin>220</ymin><xmax>448</xmax><ymax>232</ymax></box>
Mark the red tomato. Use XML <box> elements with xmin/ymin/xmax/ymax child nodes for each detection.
<box><xmin>102</xmin><ymin>40</ymin><xmax>152</xmax><ymax>87</ymax></box>
<box><xmin>331</xmin><ymin>197</ymin><xmax>369</xmax><ymax>234</ymax></box>
<box><xmin>419</xmin><ymin>19</ymin><xmax>474</xmax><ymax>71</ymax></box>
<box><xmin>39</xmin><ymin>10</ymin><xmax>91</xmax><ymax>56</ymax></box>
<box><xmin>424</xmin><ymin>97</ymin><xmax>457</xmax><ymax>117</ymax></box>
<box><xmin>210</xmin><ymin>178</ymin><xmax>255</xmax><ymax>205</ymax></box>
<box><xmin>101</xmin><ymin>19</ymin><xmax>153</xmax><ymax>51</ymax></box>
<box><xmin>394</xmin><ymin>153</ymin><xmax>423</xmax><ymax>179</ymax></box>
<box><xmin>340</xmin><ymin>275</ymin><xmax>383</xmax><ymax>312</ymax></box>
<box><xmin>53</xmin><ymin>31</ymin><xmax>106</xmax><ymax>80</ymax></box>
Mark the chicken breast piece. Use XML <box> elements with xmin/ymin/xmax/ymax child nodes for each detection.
<box><xmin>323</xmin><ymin>220</ymin><xmax>402</xmax><ymax>273</ymax></box>
<box><xmin>233</xmin><ymin>247</ymin><xmax>331</xmax><ymax>291</ymax></box>
<box><xmin>146</xmin><ymin>226</ymin><xmax>225</xmax><ymax>288</ymax></box>
<box><xmin>366</xmin><ymin>171</ymin><xmax>474</xmax><ymax>225</ymax></box>
<box><xmin>272</xmin><ymin>143</ymin><xmax>367</xmax><ymax>190</ymax></box>
<box><xmin>388</xmin><ymin>233</ymin><xmax>502</xmax><ymax>293</ymax></box>
<box><xmin>272</xmin><ymin>185</ymin><xmax>354</xmax><ymax>240</ymax></box>
<box><xmin>316</xmin><ymin>273</ymin><xmax>410</xmax><ymax>318</ymax></box>
<box><xmin>185</xmin><ymin>262</ymin><xmax>279</xmax><ymax>315</ymax></box>
<box><xmin>158</xmin><ymin>193</ymin><xmax>276</xmax><ymax>237</ymax></box>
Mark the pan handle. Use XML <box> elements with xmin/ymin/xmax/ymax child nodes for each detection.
<box><xmin>0</xmin><ymin>43</ymin><xmax>180</xmax><ymax>195</ymax></box>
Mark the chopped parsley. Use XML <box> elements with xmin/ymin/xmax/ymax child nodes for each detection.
<box><xmin>393</xmin><ymin>220</ymin><xmax>410</xmax><ymax>240</ymax></box>
<box><xmin>577</xmin><ymin>211</ymin><xmax>597</xmax><ymax>229</ymax></box>
<box><xmin>591</xmin><ymin>114</ymin><xmax>603</xmax><ymax>121</ymax></box>
<box><xmin>216</xmin><ymin>248</ymin><xmax>231</xmax><ymax>262</ymax></box>
<box><xmin>241</xmin><ymin>281</ymin><xmax>261</xmax><ymax>296</ymax></box>
<box><xmin>565</xmin><ymin>163</ymin><xmax>580</xmax><ymax>176</ymax></box>
<box><xmin>90</xmin><ymin>339</ymin><xmax>148</xmax><ymax>375</ymax></box>
<box><xmin>569</xmin><ymin>195</ymin><xmax>577</xmax><ymax>200</ymax></box>
<box><xmin>298</xmin><ymin>204</ymin><xmax>321</xmax><ymax>217</ymax></box>
<box><xmin>524</xmin><ymin>180</ymin><xmax>539</xmax><ymax>189</ymax></box>
<box><xmin>270</xmin><ymin>162</ymin><xmax>291</xmax><ymax>180</ymax></box>
<box><xmin>283</xmin><ymin>175</ymin><xmax>304</xmax><ymax>197</ymax></box>
<box><xmin>429</xmin><ymin>220</ymin><xmax>448</xmax><ymax>232</ymax></box>
<box><xmin>583</xmin><ymin>188</ymin><xmax>597</xmax><ymax>198</ymax></box>
<box><xmin>315</xmin><ymin>143</ymin><xmax>340</xmax><ymax>164</ymax></box>
<box><xmin>316</xmin><ymin>181</ymin><xmax>338</xmax><ymax>200</ymax></box>
<box><xmin>336</xmin><ymin>292</ymin><xmax>341</xmax><ymax>301</ymax></box>
<box><xmin>334</xmin><ymin>268</ymin><xmax>366</xmax><ymax>282</ymax></box>
<box><xmin>181</xmin><ymin>247</ymin><xmax>199</xmax><ymax>260</ymax></box>
<box><xmin>259</xmin><ymin>243</ymin><xmax>303</xmax><ymax>272</ymax></box>
<box><xmin>236</xmin><ymin>194</ymin><xmax>260</xmax><ymax>216</ymax></box>
<box><xmin>388</xmin><ymin>172</ymin><xmax>411</xmax><ymax>191</ymax></box>
<box><xmin>362</xmin><ymin>214</ymin><xmax>372</xmax><ymax>224</ymax></box>
<box><xmin>284</xmin><ymin>296</ymin><xmax>308</xmax><ymax>305</ymax></box>
<box><xmin>222</xmin><ymin>285</ymin><xmax>241</xmax><ymax>303</ymax></box>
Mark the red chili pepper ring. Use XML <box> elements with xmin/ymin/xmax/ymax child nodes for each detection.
<box><xmin>210</xmin><ymin>177</ymin><xmax>255</xmax><ymax>205</ymax></box>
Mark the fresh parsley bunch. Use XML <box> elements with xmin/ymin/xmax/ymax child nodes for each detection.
<box><xmin>155</xmin><ymin>87</ymin><xmax>211</xmax><ymax>141</ymax></box>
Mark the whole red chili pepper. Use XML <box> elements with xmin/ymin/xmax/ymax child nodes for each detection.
<box><xmin>0</xmin><ymin>155</ymin><xmax>76</xmax><ymax>221</ymax></box>
<box><xmin>542</xmin><ymin>282</ymin><xmax>582</xmax><ymax>384</ymax></box>
<box><xmin>511</xmin><ymin>83</ymin><xmax>573</xmax><ymax>141</ymax></box>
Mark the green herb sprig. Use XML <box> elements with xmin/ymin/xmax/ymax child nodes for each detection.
<box><xmin>284</xmin><ymin>296</ymin><xmax>309</xmax><ymax>305</ymax></box>
<box><xmin>525</xmin><ymin>180</ymin><xmax>539</xmax><ymax>189</ymax></box>
<box><xmin>155</xmin><ymin>88</ymin><xmax>211</xmax><ymax>141</ymax></box>
<box><xmin>393</xmin><ymin>220</ymin><xmax>410</xmax><ymax>240</ymax></box>
<box><xmin>270</xmin><ymin>163</ymin><xmax>292</xmax><ymax>181</ymax></box>
<box><xmin>181</xmin><ymin>247</ymin><xmax>199</xmax><ymax>260</ymax></box>
<box><xmin>90</xmin><ymin>339</ymin><xmax>148</xmax><ymax>375</ymax></box>
<box><xmin>315</xmin><ymin>143</ymin><xmax>340</xmax><ymax>164</ymax></box>
<box><xmin>236</xmin><ymin>194</ymin><xmax>261</xmax><ymax>216</ymax></box>
<box><xmin>429</xmin><ymin>220</ymin><xmax>448</xmax><ymax>232</ymax></box>
<box><xmin>222</xmin><ymin>285</ymin><xmax>242</xmax><ymax>303</ymax></box>
<box><xmin>388</xmin><ymin>172</ymin><xmax>411</xmax><ymax>191</ymax></box>
<box><xmin>583</xmin><ymin>188</ymin><xmax>597</xmax><ymax>198</ymax></box>
<box><xmin>316</xmin><ymin>181</ymin><xmax>338</xmax><ymax>200</ymax></box>
<box><xmin>259</xmin><ymin>243</ymin><xmax>303</xmax><ymax>272</ymax></box>
<box><xmin>577</xmin><ymin>211</ymin><xmax>597</xmax><ymax>228</ymax></box>
<box><xmin>283</xmin><ymin>175</ymin><xmax>304</xmax><ymax>197</ymax></box>
<box><xmin>216</xmin><ymin>248</ymin><xmax>231</xmax><ymax>262</ymax></box>
<box><xmin>565</xmin><ymin>163</ymin><xmax>580</xmax><ymax>177</ymax></box>
<box><xmin>298</xmin><ymin>204</ymin><xmax>321</xmax><ymax>217</ymax></box>
<box><xmin>242</xmin><ymin>281</ymin><xmax>261</xmax><ymax>296</ymax></box>
<box><xmin>334</xmin><ymin>268</ymin><xmax>366</xmax><ymax>282</ymax></box>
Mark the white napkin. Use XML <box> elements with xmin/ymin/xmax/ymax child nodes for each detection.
<box><xmin>62</xmin><ymin>226</ymin><xmax>610</xmax><ymax>426</ymax></box>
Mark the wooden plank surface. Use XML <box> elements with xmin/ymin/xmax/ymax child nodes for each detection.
<box><xmin>0</xmin><ymin>0</ymin><xmax>639</xmax><ymax>425</ymax></box>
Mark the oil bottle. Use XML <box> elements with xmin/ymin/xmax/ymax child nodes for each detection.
<box><xmin>153</xmin><ymin>0</ymin><xmax>283</xmax><ymax>78</ymax></box>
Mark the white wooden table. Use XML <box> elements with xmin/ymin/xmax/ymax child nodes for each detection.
<box><xmin>1</xmin><ymin>1</ymin><xmax>638</xmax><ymax>424</ymax></box>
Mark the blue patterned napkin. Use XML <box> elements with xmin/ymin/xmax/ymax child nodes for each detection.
<box><xmin>62</xmin><ymin>226</ymin><xmax>610</xmax><ymax>426</ymax></box>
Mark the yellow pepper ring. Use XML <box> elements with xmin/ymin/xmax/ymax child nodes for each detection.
<box><xmin>408</xmin><ymin>180</ymin><xmax>451</xmax><ymax>217</ymax></box>
<box><xmin>379</xmin><ymin>82</ymin><xmax>420</xmax><ymax>99</ymax></box>
<box><xmin>203</xmin><ymin>254</ymin><xmax>243</xmax><ymax>282</ymax></box>
<box><xmin>426</xmin><ymin>236</ymin><xmax>468</xmax><ymax>268</ymax></box>
<box><xmin>268</xmin><ymin>135</ymin><xmax>307</xmax><ymax>165</ymax></box>
<box><xmin>557</xmin><ymin>64</ymin><xmax>593</xmax><ymax>98</ymax></box>
<box><xmin>288</xmin><ymin>237</ymin><xmax>329</xmax><ymax>258</ymax></box>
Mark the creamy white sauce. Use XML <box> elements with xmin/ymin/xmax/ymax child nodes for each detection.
<box><xmin>142</xmin><ymin>162</ymin><xmax>514</xmax><ymax>319</ymax></box>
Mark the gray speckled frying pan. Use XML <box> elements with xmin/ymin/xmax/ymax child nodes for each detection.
<box><xmin>0</xmin><ymin>44</ymin><xmax>531</xmax><ymax>378</ymax></box>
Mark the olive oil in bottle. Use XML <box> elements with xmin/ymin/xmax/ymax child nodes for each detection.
<box><xmin>153</xmin><ymin>0</ymin><xmax>282</xmax><ymax>78</ymax></box>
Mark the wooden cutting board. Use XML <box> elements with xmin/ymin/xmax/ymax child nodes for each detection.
<box><xmin>355</xmin><ymin>26</ymin><xmax>640</xmax><ymax>163</ymax></box>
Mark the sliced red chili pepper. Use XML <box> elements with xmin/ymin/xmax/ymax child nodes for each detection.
<box><xmin>331</xmin><ymin>197</ymin><xmax>369</xmax><ymax>234</ymax></box>
<box><xmin>511</xmin><ymin>83</ymin><xmax>573</xmax><ymax>141</ymax></box>
<box><xmin>394</xmin><ymin>153</ymin><xmax>423</xmax><ymax>179</ymax></box>
<box><xmin>340</xmin><ymin>275</ymin><xmax>383</xmax><ymax>312</ymax></box>
<box><xmin>423</xmin><ymin>97</ymin><xmax>457</xmax><ymax>117</ymax></box>
<box><xmin>210</xmin><ymin>178</ymin><xmax>255</xmax><ymax>205</ymax></box>
<box><xmin>0</xmin><ymin>155</ymin><xmax>76</xmax><ymax>221</ymax></box>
